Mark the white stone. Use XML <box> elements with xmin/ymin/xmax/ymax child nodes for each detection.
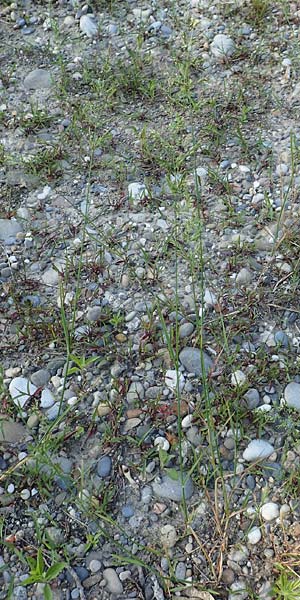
<box><xmin>260</xmin><ymin>502</ymin><xmax>279</xmax><ymax>521</ymax></box>
<box><xmin>160</xmin><ymin>524</ymin><xmax>178</xmax><ymax>548</ymax></box>
<box><xmin>9</xmin><ymin>377</ymin><xmax>37</xmax><ymax>409</ymax></box>
<box><xmin>196</xmin><ymin>166</ymin><xmax>208</xmax><ymax>184</ymax></box>
<box><xmin>165</xmin><ymin>369</ymin><xmax>185</xmax><ymax>391</ymax></box>
<box><xmin>128</xmin><ymin>182</ymin><xmax>149</xmax><ymax>203</ymax></box>
<box><xmin>211</xmin><ymin>34</ymin><xmax>235</xmax><ymax>60</ymax></box>
<box><xmin>204</xmin><ymin>288</ymin><xmax>217</xmax><ymax>307</ymax></box>
<box><xmin>247</xmin><ymin>526</ymin><xmax>261</xmax><ymax>544</ymax></box>
<box><xmin>231</xmin><ymin>370</ymin><xmax>247</xmax><ymax>387</ymax></box>
<box><xmin>20</xmin><ymin>489</ymin><xmax>31</xmax><ymax>500</ymax></box>
<box><xmin>284</xmin><ymin>382</ymin><xmax>300</xmax><ymax>410</ymax></box>
<box><xmin>182</xmin><ymin>414</ymin><xmax>193</xmax><ymax>428</ymax></box>
<box><xmin>40</xmin><ymin>388</ymin><xmax>55</xmax><ymax>409</ymax></box>
<box><xmin>242</xmin><ymin>439</ymin><xmax>274</xmax><ymax>462</ymax></box>
<box><xmin>80</xmin><ymin>14</ymin><xmax>98</xmax><ymax>37</ymax></box>
<box><xmin>154</xmin><ymin>436</ymin><xmax>170</xmax><ymax>451</ymax></box>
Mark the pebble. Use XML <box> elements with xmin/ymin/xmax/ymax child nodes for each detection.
<box><xmin>247</xmin><ymin>526</ymin><xmax>261</xmax><ymax>544</ymax></box>
<box><xmin>179</xmin><ymin>322</ymin><xmax>194</xmax><ymax>338</ymax></box>
<box><xmin>274</xmin><ymin>331</ymin><xmax>289</xmax><ymax>348</ymax></box>
<box><xmin>89</xmin><ymin>559</ymin><xmax>101</xmax><ymax>573</ymax></box>
<box><xmin>243</xmin><ymin>439</ymin><xmax>275</xmax><ymax>462</ymax></box>
<box><xmin>152</xmin><ymin>472</ymin><xmax>194</xmax><ymax>502</ymax></box>
<box><xmin>154</xmin><ymin>436</ymin><xmax>170</xmax><ymax>451</ymax></box>
<box><xmin>24</xmin><ymin>68</ymin><xmax>52</xmax><ymax>90</ymax></box>
<box><xmin>127</xmin><ymin>381</ymin><xmax>144</xmax><ymax>404</ymax></box>
<box><xmin>235</xmin><ymin>268</ymin><xmax>252</xmax><ymax>286</ymax></box>
<box><xmin>46</xmin><ymin>403</ymin><xmax>60</xmax><ymax>421</ymax></box>
<box><xmin>128</xmin><ymin>183</ymin><xmax>149</xmax><ymax>203</ymax></box>
<box><xmin>229</xmin><ymin>580</ymin><xmax>248</xmax><ymax>600</ymax></box>
<box><xmin>121</xmin><ymin>504</ymin><xmax>134</xmax><ymax>518</ymax></box>
<box><xmin>97</xmin><ymin>456</ymin><xmax>112</xmax><ymax>478</ymax></box>
<box><xmin>0</xmin><ymin>219</ymin><xmax>22</xmax><ymax>241</ymax></box>
<box><xmin>211</xmin><ymin>34</ymin><xmax>235</xmax><ymax>60</ymax></box>
<box><xmin>160</xmin><ymin>524</ymin><xmax>178</xmax><ymax>548</ymax></box>
<box><xmin>30</xmin><ymin>369</ymin><xmax>50</xmax><ymax>387</ymax></box>
<box><xmin>179</xmin><ymin>347</ymin><xmax>213</xmax><ymax>378</ymax></box>
<box><xmin>0</xmin><ymin>419</ymin><xmax>27</xmax><ymax>444</ymax></box>
<box><xmin>260</xmin><ymin>502</ymin><xmax>280</xmax><ymax>521</ymax></box>
<box><xmin>9</xmin><ymin>377</ymin><xmax>37</xmax><ymax>409</ymax></box>
<box><xmin>165</xmin><ymin>369</ymin><xmax>185</xmax><ymax>391</ymax></box>
<box><xmin>102</xmin><ymin>568</ymin><xmax>123</xmax><ymax>595</ymax></box>
<box><xmin>231</xmin><ymin>370</ymin><xmax>247</xmax><ymax>387</ymax></box>
<box><xmin>175</xmin><ymin>562</ymin><xmax>186</xmax><ymax>580</ymax></box>
<box><xmin>40</xmin><ymin>389</ymin><xmax>55</xmax><ymax>409</ymax></box>
<box><xmin>86</xmin><ymin>306</ymin><xmax>103</xmax><ymax>322</ymax></box>
<box><xmin>20</xmin><ymin>489</ymin><xmax>31</xmax><ymax>500</ymax></box>
<box><xmin>284</xmin><ymin>382</ymin><xmax>300</xmax><ymax>410</ymax></box>
<box><xmin>243</xmin><ymin>388</ymin><xmax>260</xmax><ymax>410</ymax></box>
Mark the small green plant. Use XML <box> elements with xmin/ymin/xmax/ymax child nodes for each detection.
<box><xmin>67</xmin><ymin>353</ymin><xmax>105</xmax><ymax>376</ymax></box>
<box><xmin>273</xmin><ymin>568</ymin><xmax>300</xmax><ymax>600</ymax></box>
<box><xmin>21</xmin><ymin>548</ymin><xmax>66</xmax><ymax>599</ymax></box>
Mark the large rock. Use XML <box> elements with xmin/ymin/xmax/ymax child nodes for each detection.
<box><xmin>179</xmin><ymin>347</ymin><xmax>213</xmax><ymax>378</ymax></box>
<box><xmin>0</xmin><ymin>219</ymin><xmax>22</xmax><ymax>241</ymax></box>
<box><xmin>9</xmin><ymin>377</ymin><xmax>37</xmax><ymax>409</ymax></box>
<box><xmin>24</xmin><ymin>69</ymin><xmax>52</xmax><ymax>90</ymax></box>
<box><xmin>0</xmin><ymin>416</ymin><xmax>27</xmax><ymax>443</ymax></box>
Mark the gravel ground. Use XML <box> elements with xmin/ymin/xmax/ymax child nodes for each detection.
<box><xmin>1</xmin><ymin>1</ymin><xmax>300</xmax><ymax>599</ymax></box>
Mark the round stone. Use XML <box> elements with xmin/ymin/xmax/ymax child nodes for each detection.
<box><xmin>89</xmin><ymin>559</ymin><xmax>101</xmax><ymax>573</ymax></box>
<box><xmin>260</xmin><ymin>502</ymin><xmax>279</xmax><ymax>521</ymax></box>
<box><xmin>247</xmin><ymin>526</ymin><xmax>261</xmax><ymax>544</ymax></box>
<box><xmin>96</xmin><ymin>456</ymin><xmax>112</xmax><ymax>478</ymax></box>
<box><xmin>211</xmin><ymin>34</ymin><xmax>235</xmax><ymax>60</ymax></box>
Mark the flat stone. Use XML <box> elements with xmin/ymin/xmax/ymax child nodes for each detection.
<box><xmin>9</xmin><ymin>377</ymin><xmax>37</xmax><ymax>409</ymax></box>
<box><xmin>102</xmin><ymin>568</ymin><xmax>123</xmax><ymax>595</ymax></box>
<box><xmin>179</xmin><ymin>347</ymin><xmax>213</xmax><ymax>378</ymax></box>
<box><xmin>152</xmin><ymin>472</ymin><xmax>194</xmax><ymax>502</ymax></box>
<box><xmin>0</xmin><ymin>416</ymin><xmax>27</xmax><ymax>444</ymax></box>
<box><xmin>40</xmin><ymin>389</ymin><xmax>55</xmax><ymax>409</ymax></box>
<box><xmin>242</xmin><ymin>439</ymin><xmax>274</xmax><ymax>462</ymax></box>
<box><xmin>30</xmin><ymin>369</ymin><xmax>50</xmax><ymax>387</ymax></box>
<box><xmin>0</xmin><ymin>219</ymin><xmax>23</xmax><ymax>241</ymax></box>
<box><xmin>284</xmin><ymin>382</ymin><xmax>300</xmax><ymax>410</ymax></box>
<box><xmin>24</xmin><ymin>68</ymin><xmax>52</xmax><ymax>90</ymax></box>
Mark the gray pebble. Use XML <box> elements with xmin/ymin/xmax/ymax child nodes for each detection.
<box><xmin>122</xmin><ymin>504</ymin><xmax>134</xmax><ymax>518</ymax></box>
<box><xmin>152</xmin><ymin>472</ymin><xmax>194</xmax><ymax>502</ymax></box>
<box><xmin>103</xmin><ymin>568</ymin><xmax>123</xmax><ymax>595</ymax></box>
<box><xmin>97</xmin><ymin>456</ymin><xmax>112</xmax><ymax>477</ymax></box>
<box><xmin>175</xmin><ymin>561</ymin><xmax>186</xmax><ymax>580</ymax></box>
<box><xmin>274</xmin><ymin>330</ymin><xmax>289</xmax><ymax>348</ymax></box>
<box><xmin>179</xmin><ymin>322</ymin><xmax>194</xmax><ymax>339</ymax></box>
<box><xmin>243</xmin><ymin>388</ymin><xmax>260</xmax><ymax>410</ymax></box>
<box><xmin>179</xmin><ymin>347</ymin><xmax>213</xmax><ymax>378</ymax></box>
